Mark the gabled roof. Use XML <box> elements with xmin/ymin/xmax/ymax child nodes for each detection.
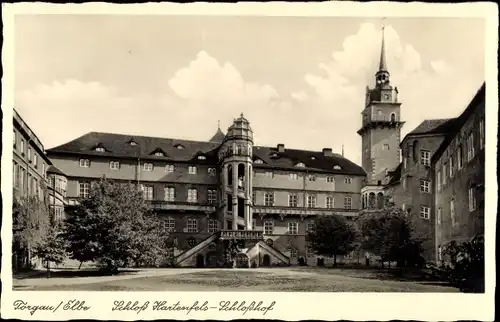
<box><xmin>432</xmin><ymin>83</ymin><xmax>485</xmax><ymax>164</ymax></box>
<box><xmin>385</xmin><ymin>163</ymin><xmax>402</xmax><ymax>186</ymax></box>
<box><xmin>46</xmin><ymin>132</ymin><xmax>366</xmax><ymax>176</ymax></box>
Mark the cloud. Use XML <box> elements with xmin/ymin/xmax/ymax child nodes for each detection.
<box><xmin>291</xmin><ymin>91</ymin><xmax>308</xmax><ymax>102</ymax></box>
<box><xmin>296</xmin><ymin>22</ymin><xmax>483</xmax><ymax>165</ymax></box>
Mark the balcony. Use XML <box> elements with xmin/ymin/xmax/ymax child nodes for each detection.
<box><xmin>149</xmin><ymin>201</ymin><xmax>216</xmax><ymax>213</ymax></box>
<box><xmin>253</xmin><ymin>205</ymin><xmax>358</xmax><ymax>216</ymax></box>
<box><xmin>219</xmin><ymin>230</ymin><xmax>264</xmax><ymax>240</ymax></box>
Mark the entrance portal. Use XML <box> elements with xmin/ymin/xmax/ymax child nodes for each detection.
<box><xmin>206</xmin><ymin>251</ymin><xmax>218</xmax><ymax>268</ymax></box>
<box><xmin>235</xmin><ymin>253</ymin><xmax>249</xmax><ymax>268</ymax></box>
<box><xmin>196</xmin><ymin>254</ymin><xmax>205</xmax><ymax>268</ymax></box>
<box><xmin>262</xmin><ymin>254</ymin><xmax>271</xmax><ymax>267</ymax></box>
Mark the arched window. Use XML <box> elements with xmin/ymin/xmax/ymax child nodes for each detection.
<box><xmin>390</xmin><ymin>113</ymin><xmax>396</xmax><ymax>122</ymax></box>
<box><xmin>228</xmin><ymin>165</ymin><xmax>233</xmax><ymax>186</ymax></box>
<box><xmin>377</xmin><ymin>192</ymin><xmax>384</xmax><ymax>209</ymax></box>
<box><xmin>412</xmin><ymin>140</ymin><xmax>419</xmax><ymax>163</ymax></box>
<box><xmin>237</xmin><ymin>164</ymin><xmax>245</xmax><ymax>189</ymax></box>
<box><xmin>369</xmin><ymin>193</ymin><xmax>376</xmax><ymax>209</ymax></box>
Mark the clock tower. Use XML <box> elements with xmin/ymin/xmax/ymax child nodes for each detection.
<box><xmin>357</xmin><ymin>26</ymin><xmax>405</xmax><ymax>209</ymax></box>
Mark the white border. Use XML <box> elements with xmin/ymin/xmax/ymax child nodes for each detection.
<box><xmin>1</xmin><ymin>2</ymin><xmax>498</xmax><ymax>321</ymax></box>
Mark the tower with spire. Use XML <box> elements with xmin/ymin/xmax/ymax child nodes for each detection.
<box><xmin>357</xmin><ymin>24</ymin><xmax>405</xmax><ymax>209</ymax></box>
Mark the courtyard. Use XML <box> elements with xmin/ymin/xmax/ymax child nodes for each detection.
<box><xmin>13</xmin><ymin>267</ymin><xmax>458</xmax><ymax>292</ymax></box>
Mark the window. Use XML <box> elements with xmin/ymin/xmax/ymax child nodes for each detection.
<box><xmin>165</xmin><ymin>164</ymin><xmax>175</xmax><ymax>173</ymax></box>
<box><xmin>402</xmin><ymin>177</ymin><xmax>407</xmax><ymax>191</ymax></box>
<box><xmin>437</xmin><ymin>208</ymin><xmax>442</xmax><ymax>225</ymax></box>
<box><xmin>19</xmin><ymin>168</ymin><xmax>25</xmax><ymax>191</ymax></box>
<box><xmin>164</xmin><ymin>187</ymin><xmax>175</xmax><ymax>201</ymax></box>
<box><xmin>79</xmin><ymin>182</ymin><xmax>90</xmax><ymax>198</ymax></box>
<box><xmin>307</xmin><ymin>194</ymin><xmax>316</xmax><ymax>208</ymax></box>
<box><xmin>20</xmin><ymin>139</ymin><xmax>25</xmax><ymax>154</ymax></box>
<box><xmin>326</xmin><ymin>196</ymin><xmax>334</xmax><ymax>209</ymax></box>
<box><xmin>468</xmin><ymin>187</ymin><xmax>477</xmax><ymax>211</ymax></box>
<box><xmin>79</xmin><ymin>159</ymin><xmax>90</xmax><ymax>168</ymax></box>
<box><xmin>33</xmin><ymin>154</ymin><xmax>38</xmax><ymax>167</ymax></box>
<box><xmin>28</xmin><ymin>148</ymin><xmax>32</xmax><ymax>162</ymax></box>
<box><xmin>288</xmin><ymin>193</ymin><xmax>298</xmax><ymax>207</ymax></box>
<box><xmin>289</xmin><ymin>173</ymin><xmax>298</xmax><ymax>180</ymax></box>
<box><xmin>295</xmin><ymin>162</ymin><xmax>305</xmax><ymax>168</ymax></box>
<box><xmin>252</xmin><ymin>191</ymin><xmax>256</xmax><ymax>205</ymax></box>
<box><xmin>288</xmin><ymin>222</ymin><xmax>298</xmax><ymax>235</ymax></box>
<box><xmin>110</xmin><ymin>161</ymin><xmax>120</xmax><ymax>170</ymax></box>
<box><xmin>95</xmin><ymin>147</ymin><xmax>105</xmax><ymax>152</ymax></box>
<box><xmin>344</xmin><ymin>177</ymin><xmax>352</xmax><ymax>184</ymax></box>
<box><xmin>306</xmin><ymin>221</ymin><xmax>315</xmax><ymax>233</ymax></box>
<box><xmin>165</xmin><ymin>249</ymin><xmax>174</xmax><ymax>259</ymax></box>
<box><xmin>344</xmin><ymin>197</ymin><xmax>352</xmax><ymax>210</ymax></box>
<box><xmin>420</xmin><ymin>206</ymin><xmax>430</xmax><ymax>219</ymax></box>
<box><xmin>129</xmin><ymin>141</ymin><xmax>137</xmax><ymax>146</ymax></box>
<box><xmin>165</xmin><ymin>217</ymin><xmax>175</xmax><ymax>232</ymax></box>
<box><xmin>197</xmin><ymin>155</ymin><xmax>206</xmax><ymax>160</ymax></box>
<box><xmin>264</xmin><ymin>171</ymin><xmax>273</xmax><ymax>178</ymax></box>
<box><xmin>403</xmin><ymin>156</ymin><xmax>407</xmax><ymax>169</ymax></box>
<box><xmin>208</xmin><ymin>168</ymin><xmax>216</xmax><ymax>176</ymax></box>
<box><xmin>289</xmin><ymin>248</ymin><xmax>298</xmax><ymax>258</ymax></box>
<box><xmin>449</xmin><ymin>156</ymin><xmax>454</xmax><ymax>178</ymax></box>
<box><xmin>420</xmin><ymin>180</ymin><xmax>430</xmax><ymax>193</ymax></box>
<box><xmin>187</xmin><ymin>189</ymin><xmax>198</xmax><ymax>203</ymax></box>
<box><xmin>254</xmin><ymin>159</ymin><xmax>264</xmax><ymax>164</ymax></box>
<box><xmin>308</xmin><ymin>175</ymin><xmax>316</xmax><ymax>182</ymax></box>
<box><xmin>333</xmin><ymin>165</ymin><xmax>342</xmax><ymax>170</ymax></box>
<box><xmin>208</xmin><ymin>189</ymin><xmax>217</xmax><ymax>204</ymax></box>
<box><xmin>186</xmin><ymin>219</ymin><xmax>198</xmax><ymax>233</ymax></box>
<box><xmin>457</xmin><ymin>145</ymin><xmax>463</xmax><ymax>170</ymax></box>
<box><xmin>143</xmin><ymin>163</ymin><xmax>153</xmax><ymax>171</ymax></box>
<box><xmin>479</xmin><ymin>118</ymin><xmax>485</xmax><ymax>149</ymax></box>
<box><xmin>175</xmin><ymin>144</ymin><xmax>185</xmax><ymax>150</ymax></box>
<box><xmin>383</xmin><ymin>144</ymin><xmax>390</xmax><ymax>150</ymax></box>
<box><xmin>13</xmin><ymin>130</ymin><xmax>16</xmax><ymax>147</ymax></box>
<box><xmin>208</xmin><ymin>219</ymin><xmax>219</xmax><ymax>233</ymax></box>
<box><xmin>188</xmin><ymin>166</ymin><xmax>197</xmax><ymax>174</ymax></box>
<box><xmin>306</xmin><ymin>244</ymin><xmax>315</xmax><ymax>257</ymax></box>
<box><xmin>13</xmin><ymin>161</ymin><xmax>18</xmax><ymax>187</ymax></box>
<box><xmin>326</xmin><ymin>176</ymin><xmax>334</xmax><ymax>183</ymax></box>
<box><xmin>154</xmin><ymin>151</ymin><xmax>164</xmax><ymax>156</ymax></box>
<box><xmin>420</xmin><ymin>150</ymin><xmax>431</xmax><ymax>166</ymax></box>
<box><xmin>442</xmin><ymin>164</ymin><xmax>447</xmax><ymax>185</ymax></box>
<box><xmin>402</xmin><ymin>203</ymin><xmax>406</xmax><ymax>211</ymax></box>
<box><xmin>53</xmin><ymin>206</ymin><xmax>64</xmax><ymax>222</ymax></box>
<box><xmin>141</xmin><ymin>185</ymin><xmax>153</xmax><ymax>200</ymax></box>
<box><xmin>467</xmin><ymin>133</ymin><xmax>475</xmax><ymax>161</ymax></box>
<box><xmin>264</xmin><ymin>192</ymin><xmax>274</xmax><ymax>206</ymax></box>
<box><xmin>450</xmin><ymin>199</ymin><xmax>456</xmax><ymax>226</ymax></box>
<box><xmin>252</xmin><ymin>219</ymin><xmax>257</xmax><ymax>230</ymax></box>
<box><xmin>437</xmin><ymin>171</ymin><xmax>442</xmax><ymax>191</ymax></box>
<box><xmin>264</xmin><ymin>220</ymin><xmax>274</xmax><ymax>235</ymax></box>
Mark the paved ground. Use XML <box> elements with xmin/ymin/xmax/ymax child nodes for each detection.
<box><xmin>13</xmin><ymin>267</ymin><xmax>458</xmax><ymax>292</ymax></box>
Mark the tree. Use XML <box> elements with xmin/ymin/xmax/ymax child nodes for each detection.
<box><xmin>12</xmin><ymin>194</ymin><xmax>51</xmax><ymax>271</ymax></box>
<box><xmin>357</xmin><ymin>206</ymin><xmax>426</xmax><ymax>268</ymax></box>
<box><xmin>32</xmin><ymin>225</ymin><xmax>67</xmax><ymax>278</ymax></box>
<box><xmin>307</xmin><ymin>215</ymin><xmax>359</xmax><ymax>266</ymax></box>
<box><xmin>63</xmin><ymin>178</ymin><xmax>169</xmax><ymax>273</ymax></box>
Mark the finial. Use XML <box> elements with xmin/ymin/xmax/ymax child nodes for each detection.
<box><xmin>342</xmin><ymin>144</ymin><xmax>345</xmax><ymax>157</ymax></box>
<box><xmin>240</xmin><ymin>112</ymin><xmax>244</xmax><ymax>118</ymax></box>
<box><xmin>217</xmin><ymin>120</ymin><xmax>220</xmax><ymax>129</ymax></box>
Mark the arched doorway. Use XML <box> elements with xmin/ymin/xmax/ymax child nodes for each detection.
<box><xmin>262</xmin><ymin>254</ymin><xmax>271</xmax><ymax>267</ymax></box>
<box><xmin>377</xmin><ymin>192</ymin><xmax>384</xmax><ymax>209</ymax></box>
<box><xmin>235</xmin><ymin>253</ymin><xmax>249</xmax><ymax>268</ymax></box>
<box><xmin>369</xmin><ymin>193</ymin><xmax>376</xmax><ymax>209</ymax></box>
<box><xmin>206</xmin><ymin>251</ymin><xmax>218</xmax><ymax>268</ymax></box>
<box><xmin>196</xmin><ymin>254</ymin><xmax>205</xmax><ymax>268</ymax></box>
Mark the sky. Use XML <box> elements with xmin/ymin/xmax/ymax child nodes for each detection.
<box><xmin>14</xmin><ymin>15</ymin><xmax>485</xmax><ymax>165</ymax></box>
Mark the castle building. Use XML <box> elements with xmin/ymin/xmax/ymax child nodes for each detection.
<box><xmin>45</xmin><ymin>114</ymin><xmax>365</xmax><ymax>267</ymax></box>
<box><xmin>358</xmin><ymin>27</ymin><xmax>404</xmax><ymax>209</ymax></box>
<box><xmin>384</xmin><ymin>84</ymin><xmax>485</xmax><ymax>261</ymax></box>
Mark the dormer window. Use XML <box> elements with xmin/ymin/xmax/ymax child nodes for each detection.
<box><xmin>198</xmin><ymin>155</ymin><xmax>207</xmax><ymax>160</ymax></box>
<box><xmin>254</xmin><ymin>159</ymin><xmax>264</xmax><ymax>164</ymax></box>
<box><xmin>154</xmin><ymin>151</ymin><xmax>164</xmax><ymax>157</ymax></box>
<box><xmin>270</xmin><ymin>153</ymin><xmax>278</xmax><ymax>158</ymax></box>
<box><xmin>295</xmin><ymin>162</ymin><xmax>305</xmax><ymax>168</ymax></box>
<box><xmin>129</xmin><ymin>140</ymin><xmax>137</xmax><ymax>146</ymax></box>
<box><xmin>174</xmin><ymin>144</ymin><xmax>185</xmax><ymax>150</ymax></box>
<box><xmin>333</xmin><ymin>165</ymin><xmax>342</xmax><ymax>170</ymax></box>
<box><xmin>310</xmin><ymin>156</ymin><xmax>316</xmax><ymax>160</ymax></box>
<box><xmin>95</xmin><ymin>147</ymin><xmax>105</xmax><ymax>152</ymax></box>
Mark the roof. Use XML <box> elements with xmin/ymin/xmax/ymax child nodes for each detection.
<box><xmin>46</xmin><ymin>165</ymin><xmax>66</xmax><ymax>176</ymax></box>
<box><xmin>432</xmin><ymin>83</ymin><xmax>485</xmax><ymax>164</ymax></box>
<box><xmin>209</xmin><ymin>128</ymin><xmax>225</xmax><ymax>143</ymax></box>
<box><xmin>46</xmin><ymin>132</ymin><xmax>366</xmax><ymax>176</ymax></box>
<box><xmin>400</xmin><ymin>118</ymin><xmax>457</xmax><ymax>146</ymax></box>
<box><xmin>385</xmin><ymin>163</ymin><xmax>402</xmax><ymax>186</ymax></box>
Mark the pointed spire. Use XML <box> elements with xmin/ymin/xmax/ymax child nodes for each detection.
<box><xmin>378</xmin><ymin>25</ymin><xmax>387</xmax><ymax>72</ymax></box>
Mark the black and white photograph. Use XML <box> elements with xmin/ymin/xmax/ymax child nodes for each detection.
<box><xmin>1</xmin><ymin>2</ymin><xmax>497</xmax><ymax>321</ymax></box>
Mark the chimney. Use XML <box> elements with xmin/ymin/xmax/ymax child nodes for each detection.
<box><xmin>277</xmin><ymin>144</ymin><xmax>285</xmax><ymax>153</ymax></box>
<box><xmin>323</xmin><ymin>148</ymin><xmax>333</xmax><ymax>157</ymax></box>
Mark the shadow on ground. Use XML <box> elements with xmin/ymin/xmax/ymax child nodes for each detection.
<box><xmin>13</xmin><ymin>269</ymin><xmax>139</xmax><ymax>280</ymax></box>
